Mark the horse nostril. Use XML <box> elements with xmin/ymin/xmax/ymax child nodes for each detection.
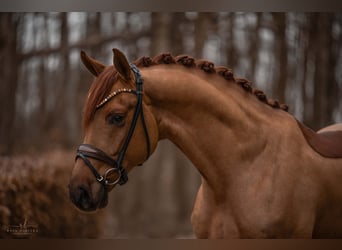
<box><xmin>70</xmin><ymin>185</ymin><xmax>93</xmax><ymax>210</ymax></box>
<box><xmin>78</xmin><ymin>186</ymin><xmax>92</xmax><ymax>209</ymax></box>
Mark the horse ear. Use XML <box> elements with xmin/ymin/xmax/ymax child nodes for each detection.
<box><xmin>113</xmin><ymin>48</ymin><xmax>131</xmax><ymax>81</ymax></box>
<box><xmin>80</xmin><ymin>51</ymin><xmax>106</xmax><ymax>77</ymax></box>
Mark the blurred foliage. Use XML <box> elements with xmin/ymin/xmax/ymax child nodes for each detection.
<box><xmin>0</xmin><ymin>150</ymin><xmax>106</xmax><ymax>238</ymax></box>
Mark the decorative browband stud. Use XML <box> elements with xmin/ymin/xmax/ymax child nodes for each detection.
<box><xmin>96</xmin><ymin>88</ymin><xmax>136</xmax><ymax>109</ymax></box>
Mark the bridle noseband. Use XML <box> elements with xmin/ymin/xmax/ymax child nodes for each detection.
<box><xmin>76</xmin><ymin>64</ymin><xmax>151</xmax><ymax>187</ymax></box>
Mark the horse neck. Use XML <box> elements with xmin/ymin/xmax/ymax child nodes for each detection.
<box><xmin>142</xmin><ymin>65</ymin><xmax>293</xmax><ymax>192</ymax></box>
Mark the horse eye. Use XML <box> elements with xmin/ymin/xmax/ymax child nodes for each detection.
<box><xmin>107</xmin><ymin>113</ymin><xmax>125</xmax><ymax>126</ymax></box>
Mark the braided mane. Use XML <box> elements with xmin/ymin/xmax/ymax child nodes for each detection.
<box><xmin>134</xmin><ymin>53</ymin><xmax>289</xmax><ymax>112</ymax></box>
<box><xmin>84</xmin><ymin>52</ymin><xmax>289</xmax><ymax>129</ymax></box>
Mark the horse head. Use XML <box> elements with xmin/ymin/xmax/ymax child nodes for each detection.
<box><xmin>69</xmin><ymin>49</ymin><xmax>158</xmax><ymax>212</ymax></box>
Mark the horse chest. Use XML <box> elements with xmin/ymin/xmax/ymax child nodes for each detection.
<box><xmin>191</xmin><ymin>183</ymin><xmax>239</xmax><ymax>238</ymax></box>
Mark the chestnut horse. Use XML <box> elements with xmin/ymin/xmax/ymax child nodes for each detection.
<box><xmin>69</xmin><ymin>48</ymin><xmax>342</xmax><ymax>238</ymax></box>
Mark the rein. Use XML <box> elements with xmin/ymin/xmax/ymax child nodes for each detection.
<box><xmin>76</xmin><ymin>64</ymin><xmax>151</xmax><ymax>187</ymax></box>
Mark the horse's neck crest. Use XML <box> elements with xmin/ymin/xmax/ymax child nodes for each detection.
<box><xmin>133</xmin><ymin>52</ymin><xmax>289</xmax><ymax>113</ymax></box>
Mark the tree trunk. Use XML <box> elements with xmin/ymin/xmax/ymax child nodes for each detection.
<box><xmin>272</xmin><ymin>13</ymin><xmax>288</xmax><ymax>104</ymax></box>
<box><xmin>226</xmin><ymin>13</ymin><xmax>238</xmax><ymax>69</ymax></box>
<box><xmin>170</xmin><ymin>13</ymin><xmax>185</xmax><ymax>55</ymax></box>
<box><xmin>312</xmin><ymin>13</ymin><xmax>336</xmax><ymax>130</ymax></box>
<box><xmin>150</xmin><ymin>13</ymin><xmax>172</xmax><ymax>55</ymax></box>
<box><xmin>0</xmin><ymin>13</ymin><xmax>19</xmax><ymax>155</ymax></box>
<box><xmin>248</xmin><ymin>13</ymin><xmax>262</xmax><ymax>81</ymax></box>
<box><xmin>194</xmin><ymin>13</ymin><xmax>211</xmax><ymax>58</ymax></box>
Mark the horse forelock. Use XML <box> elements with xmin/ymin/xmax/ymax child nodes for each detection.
<box><xmin>133</xmin><ymin>52</ymin><xmax>289</xmax><ymax>112</ymax></box>
<box><xmin>83</xmin><ymin>66</ymin><xmax>118</xmax><ymax>129</ymax></box>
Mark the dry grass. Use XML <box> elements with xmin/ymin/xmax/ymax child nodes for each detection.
<box><xmin>0</xmin><ymin>150</ymin><xmax>106</xmax><ymax>238</ymax></box>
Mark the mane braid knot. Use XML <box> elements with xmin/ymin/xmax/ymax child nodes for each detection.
<box><xmin>152</xmin><ymin>53</ymin><xmax>176</xmax><ymax>64</ymax></box>
<box><xmin>175</xmin><ymin>55</ymin><xmax>196</xmax><ymax>67</ymax></box>
<box><xmin>134</xmin><ymin>56</ymin><xmax>154</xmax><ymax>67</ymax></box>
<box><xmin>216</xmin><ymin>66</ymin><xmax>235</xmax><ymax>81</ymax></box>
<box><xmin>236</xmin><ymin>78</ymin><xmax>253</xmax><ymax>93</ymax></box>
<box><xmin>196</xmin><ymin>60</ymin><xmax>216</xmax><ymax>73</ymax></box>
<box><xmin>253</xmin><ymin>89</ymin><xmax>268</xmax><ymax>103</ymax></box>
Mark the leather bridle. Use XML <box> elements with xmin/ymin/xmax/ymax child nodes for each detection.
<box><xmin>75</xmin><ymin>64</ymin><xmax>151</xmax><ymax>187</ymax></box>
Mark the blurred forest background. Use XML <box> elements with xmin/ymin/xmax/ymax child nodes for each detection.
<box><xmin>0</xmin><ymin>12</ymin><xmax>342</xmax><ymax>238</ymax></box>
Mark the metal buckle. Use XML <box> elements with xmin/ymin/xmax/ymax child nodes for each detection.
<box><xmin>96</xmin><ymin>176</ymin><xmax>104</xmax><ymax>183</ymax></box>
<box><xmin>103</xmin><ymin>168</ymin><xmax>122</xmax><ymax>186</ymax></box>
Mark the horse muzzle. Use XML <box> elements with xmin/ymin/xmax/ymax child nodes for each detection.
<box><xmin>68</xmin><ymin>180</ymin><xmax>109</xmax><ymax>212</ymax></box>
